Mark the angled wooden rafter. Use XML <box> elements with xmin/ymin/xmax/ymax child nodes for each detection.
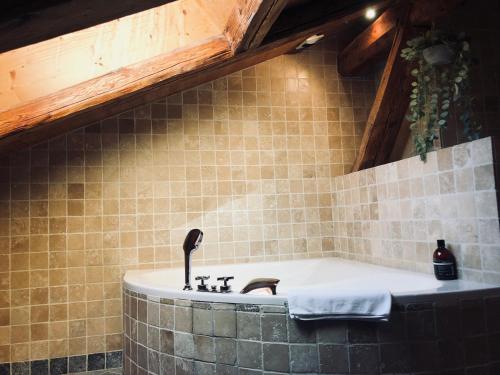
<box><xmin>351</xmin><ymin>3</ymin><xmax>413</xmax><ymax>172</ymax></box>
<box><xmin>0</xmin><ymin>36</ymin><xmax>231</xmax><ymax>140</ymax></box>
<box><xmin>338</xmin><ymin>7</ymin><xmax>398</xmax><ymax>76</ymax></box>
<box><xmin>224</xmin><ymin>0</ymin><xmax>288</xmax><ymax>52</ymax></box>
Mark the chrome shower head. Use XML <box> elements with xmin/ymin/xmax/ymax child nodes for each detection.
<box><xmin>182</xmin><ymin>229</ymin><xmax>203</xmax><ymax>291</ymax></box>
<box><xmin>183</xmin><ymin>228</ymin><xmax>203</xmax><ymax>254</ymax></box>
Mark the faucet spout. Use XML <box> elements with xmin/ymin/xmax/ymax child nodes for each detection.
<box><xmin>182</xmin><ymin>229</ymin><xmax>203</xmax><ymax>290</ymax></box>
<box><xmin>240</xmin><ymin>278</ymin><xmax>280</xmax><ymax>295</ymax></box>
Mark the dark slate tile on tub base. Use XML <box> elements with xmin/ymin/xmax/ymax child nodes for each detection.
<box><xmin>136</xmin><ymin>345</ymin><xmax>148</xmax><ymax>371</ymax></box>
<box><xmin>31</xmin><ymin>359</ymin><xmax>48</xmax><ymax>375</ymax></box>
<box><xmin>319</xmin><ymin>344</ymin><xmax>349</xmax><ymax>374</ymax></box>
<box><xmin>215</xmin><ymin>364</ymin><xmax>237</xmax><ymax>375</ymax></box>
<box><xmin>68</xmin><ymin>356</ymin><xmax>87</xmax><ymax>373</ymax></box>
<box><xmin>263</xmin><ymin>343</ymin><xmax>289</xmax><ymax>373</ymax></box>
<box><xmin>49</xmin><ymin>358</ymin><xmax>67</xmax><ymax>375</ymax></box>
<box><xmin>349</xmin><ymin>344</ymin><xmax>380</xmax><ymax>374</ymax></box>
<box><xmin>237</xmin><ymin>370</ymin><xmax>261</xmax><ymax>375</ymax></box>
<box><xmin>348</xmin><ymin>320</ymin><xmax>378</xmax><ymax>343</ymax></box>
<box><xmin>11</xmin><ymin>362</ymin><xmax>29</xmax><ymax>375</ymax></box>
<box><xmin>147</xmin><ymin>350</ymin><xmax>160</xmax><ymax>375</ymax></box>
<box><xmin>105</xmin><ymin>351</ymin><xmax>123</xmax><ymax>369</ymax></box>
<box><xmin>0</xmin><ymin>364</ymin><xmax>10</xmax><ymax>375</ymax></box>
<box><xmin>193</xmin><ymin>361</ymin><xmax>215</xmax><ymax>375</ymax></box>
<box><xmin>159</xmin><ymin>353</ymin><xmax>174</xmax><ymax>374</ymax></box>
<box><xmin>175</xmin><ymin>357</ymin><xmax>193</xmax><ymax>375</ymax></box>
<box><xmin>287</xmin><ymin>316</ymin><xmax>316</xmax><ymax>344</ymax></box>
<box><xmin>213</xmin><ymin>309</ymin><xmax>236</xmax><ymax>338</ymax></box>
<box><xmin>289</xmin><ymin>344</ymin><xmax>318</xmax><ymax>373</ymax></box>
<box><xmin>192</xmin><ymin>307</ymin><xmax>213</xmax><ymax>336</ymax></box>
<box><xmin>214</xmin><ymin>338</ymin><xmax>236</xmax><ymax>366</ymax></box>
<box><xmin>236</xmin><ymin>312</ymin><xmax>260</xmax><ymax>341</ymax></box>
<box><xmin>87</xmin><ymin>353</ymin><xmax>105</xmax><ymax>371</ymax></box>
<box><xmin>261</xmin><ymin>314</ymin><xmax>287</xmax><ymax>343</ymax></box>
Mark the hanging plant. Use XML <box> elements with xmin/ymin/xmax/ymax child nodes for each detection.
<box><xmin>400</xmin><ymin>29</ymin><xmax>480</xmax><ymax>161</ymax></box>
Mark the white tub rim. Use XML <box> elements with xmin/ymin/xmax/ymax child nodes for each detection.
<box><xmin>123</xmin><ymin>258</ymin><xmax>500</xmax><ymax>305</ymax></box>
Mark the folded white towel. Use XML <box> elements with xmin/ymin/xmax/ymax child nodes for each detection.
<box><xmin>287</xmin><ymin>283</ymin><xmax>391</xmax><ymax>321</ymax></box>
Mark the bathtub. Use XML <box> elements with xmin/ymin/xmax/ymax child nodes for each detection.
<box><xmin>124</xmin><ymin>257</ymin><xmax>495</xmax><ymax>305</ymax></box>
<box><xmin>122</xmin><ymin>258</ymin><xmax>500</xmax><ymax>374</ymax></box>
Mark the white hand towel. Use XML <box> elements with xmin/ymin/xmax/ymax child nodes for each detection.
<box><xmin>287</xmin><ymin>284</ymin><xmax>391</xmax><ymax>321</ymax></box>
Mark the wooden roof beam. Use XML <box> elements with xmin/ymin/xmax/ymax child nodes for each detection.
<box><xmin>351</xmin><ymin>4</ymin><xmax>413</xmax><ymax>172</ymax></box>
<box><xmin>0</xmin><ymin>36</ymin><xmax>231</xmax><ymax>141</ymax></box>
<box><xmin>338</xmin><ymin>7</ymin><xmax>398</xmax><ymax>76</ymax></box>
<box><xmin>224</xmin><ymin>0</ymin><xmax>288</xmax><ymax>53</ymax></box>
<box><xmin>0</xmin><ymin>0</ymin><xmax>176</xmax><ymax>53</ymax></box>
<box><xmin>338</xmin><ymin>0</ymin><xmax>463</xmax><ymax>76</ymax></box>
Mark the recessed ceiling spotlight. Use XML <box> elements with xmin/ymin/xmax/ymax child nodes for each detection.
<box><xmin>365</xmin><ymin>7</ymin><xmax>376</xmax><ymax>20</ymax></box>
<box><xmin>304</xmin><ymin>34</ymin><xmax>324</xmax><ymax>45</ymax></box>
<box><xmin>295</xmin><ymin>34</ymin><xmax>324</xmax><ymax>50</ymax></box>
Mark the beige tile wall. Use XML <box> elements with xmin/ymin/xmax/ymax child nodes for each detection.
<box><xmin>332</xmin><ymin>137</ymin><xmax>500</xmax><ymax>284</ymax></box>
<box><xmin>0</xmin><ymin>38</ymin><xmax>376</xmax><ymax>363</ymax></box>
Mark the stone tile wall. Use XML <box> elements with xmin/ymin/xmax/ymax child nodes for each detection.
<box><xmin>331</xmin><ymin>137</ymin><xmax>500</xmax><ymax>284</ymax></box>
<box><xmin>122</xmin><ymin>286</ymin><xmax>500</xmax><ymax>375</ymax></box>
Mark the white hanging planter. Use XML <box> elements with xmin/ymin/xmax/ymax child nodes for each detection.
<box><xmin>422</xmin><ymin>44</ymin><xmax>455</xmax><ymax>65</ymax></box>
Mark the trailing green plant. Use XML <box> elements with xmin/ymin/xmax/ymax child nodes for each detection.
<box><xmin>400</xmin><ymin>29</ymin><xmax>480</xmax><ymax>161</ymax></box>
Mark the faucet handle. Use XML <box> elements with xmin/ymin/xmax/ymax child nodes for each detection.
<box><xmin>195</xmin><ymin>276</ymin><xmax>210</xmax><ymax>292</ymax></box>
<box><xmin>217</xmin><ymin>276</ymin><xmax>234</xmax><ymax>293</ymax></box>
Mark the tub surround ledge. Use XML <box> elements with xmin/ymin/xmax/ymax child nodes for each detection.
<box><xmin>123</xmin><ymin>286</ymin><xmax>500</xmax><ymax>375</ymax></box>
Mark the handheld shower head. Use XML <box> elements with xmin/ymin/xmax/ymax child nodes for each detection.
<box><xmin>182</xmin><ymin>229</ymin><xmax>203</xmax><ymax>290</ymax></box>
<box><xmin>183</xmin><ymin>228</ymin><xmax>203</xmax><ymax>253</ymax></box>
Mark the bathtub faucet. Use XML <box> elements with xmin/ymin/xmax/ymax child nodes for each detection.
<box><xmin>183</xmin><ymin>229</ymin><xmax>204</xmax><ymax>290</ymax></box>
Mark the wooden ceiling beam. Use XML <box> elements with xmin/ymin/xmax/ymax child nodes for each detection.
<box><xmin>0</xmin><ymin>36</ymin><xmax>231</xmax><ymax>140</ymax></box>
<box><xmin>224</xmin><ymin>0</ymin><xmax>265</xmax><ymax>52</ymax></box>
<box><xmin>0</xmin><ymin>35</ymin><xmax>304</xmax><ymax>152</ymax></box>
<box><xmin>351</xmin><ymin>4</ymin><xmax>413</xmax><ymax>172</ymax></box>
<box><xmin>338</xmin><ymin>0</ymin><xmax>463</xmax><ymax>76</ymax></box>
<box><xmin>224</xmin><ymin>0</ymin><xmax>288</xmax><ymax>52</ymax></box>
<box><xmin>338</xmin><ymin>7</ymin><xmax>398</xmax><ymax>76</ymax></box>
<box><xmin>0</xmin><ymin>0</ymin><xmax>390</xmax><ymax>152</ymax></box>
<box><xmin>0</xmin><ymin>0</ymin><xmax>176</xmax><ymax>53</ymax></box>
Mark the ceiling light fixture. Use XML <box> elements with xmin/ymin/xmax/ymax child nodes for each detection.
<box><xmin>295</xmin><ymin>34</ymin><xmax>324</xmax><ymax>50</ymax></box>
<box><xmin>365</xmin><ymin>7</ymin><xmax>376</xmax><ymax>20</ymax></box>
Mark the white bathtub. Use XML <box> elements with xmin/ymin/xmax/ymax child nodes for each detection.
<box><xmin>123</xmin><ymin>258</ymin><xmax>497</xmax><ymax>305</ymax></box>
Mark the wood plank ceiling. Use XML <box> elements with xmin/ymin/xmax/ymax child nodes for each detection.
<box><xmin>0</xmin><ymin>0</ymin><xmax>178</xmax><ymax>53</ymax></box>
<box><xmin>0</xmin><ymin>0</ymin><xmax>390</xmax><ymax>152</ymax></box>
<box><xmin>1</xmin><ymin>0</ymin><xmax>234</xmax><ymax>110</ymax></box>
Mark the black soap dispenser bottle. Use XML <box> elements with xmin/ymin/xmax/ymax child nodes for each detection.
<box><xmin>433</xmin><ymin>239</ymin><xmax>457</xmax><ymax>280</ymax></box>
